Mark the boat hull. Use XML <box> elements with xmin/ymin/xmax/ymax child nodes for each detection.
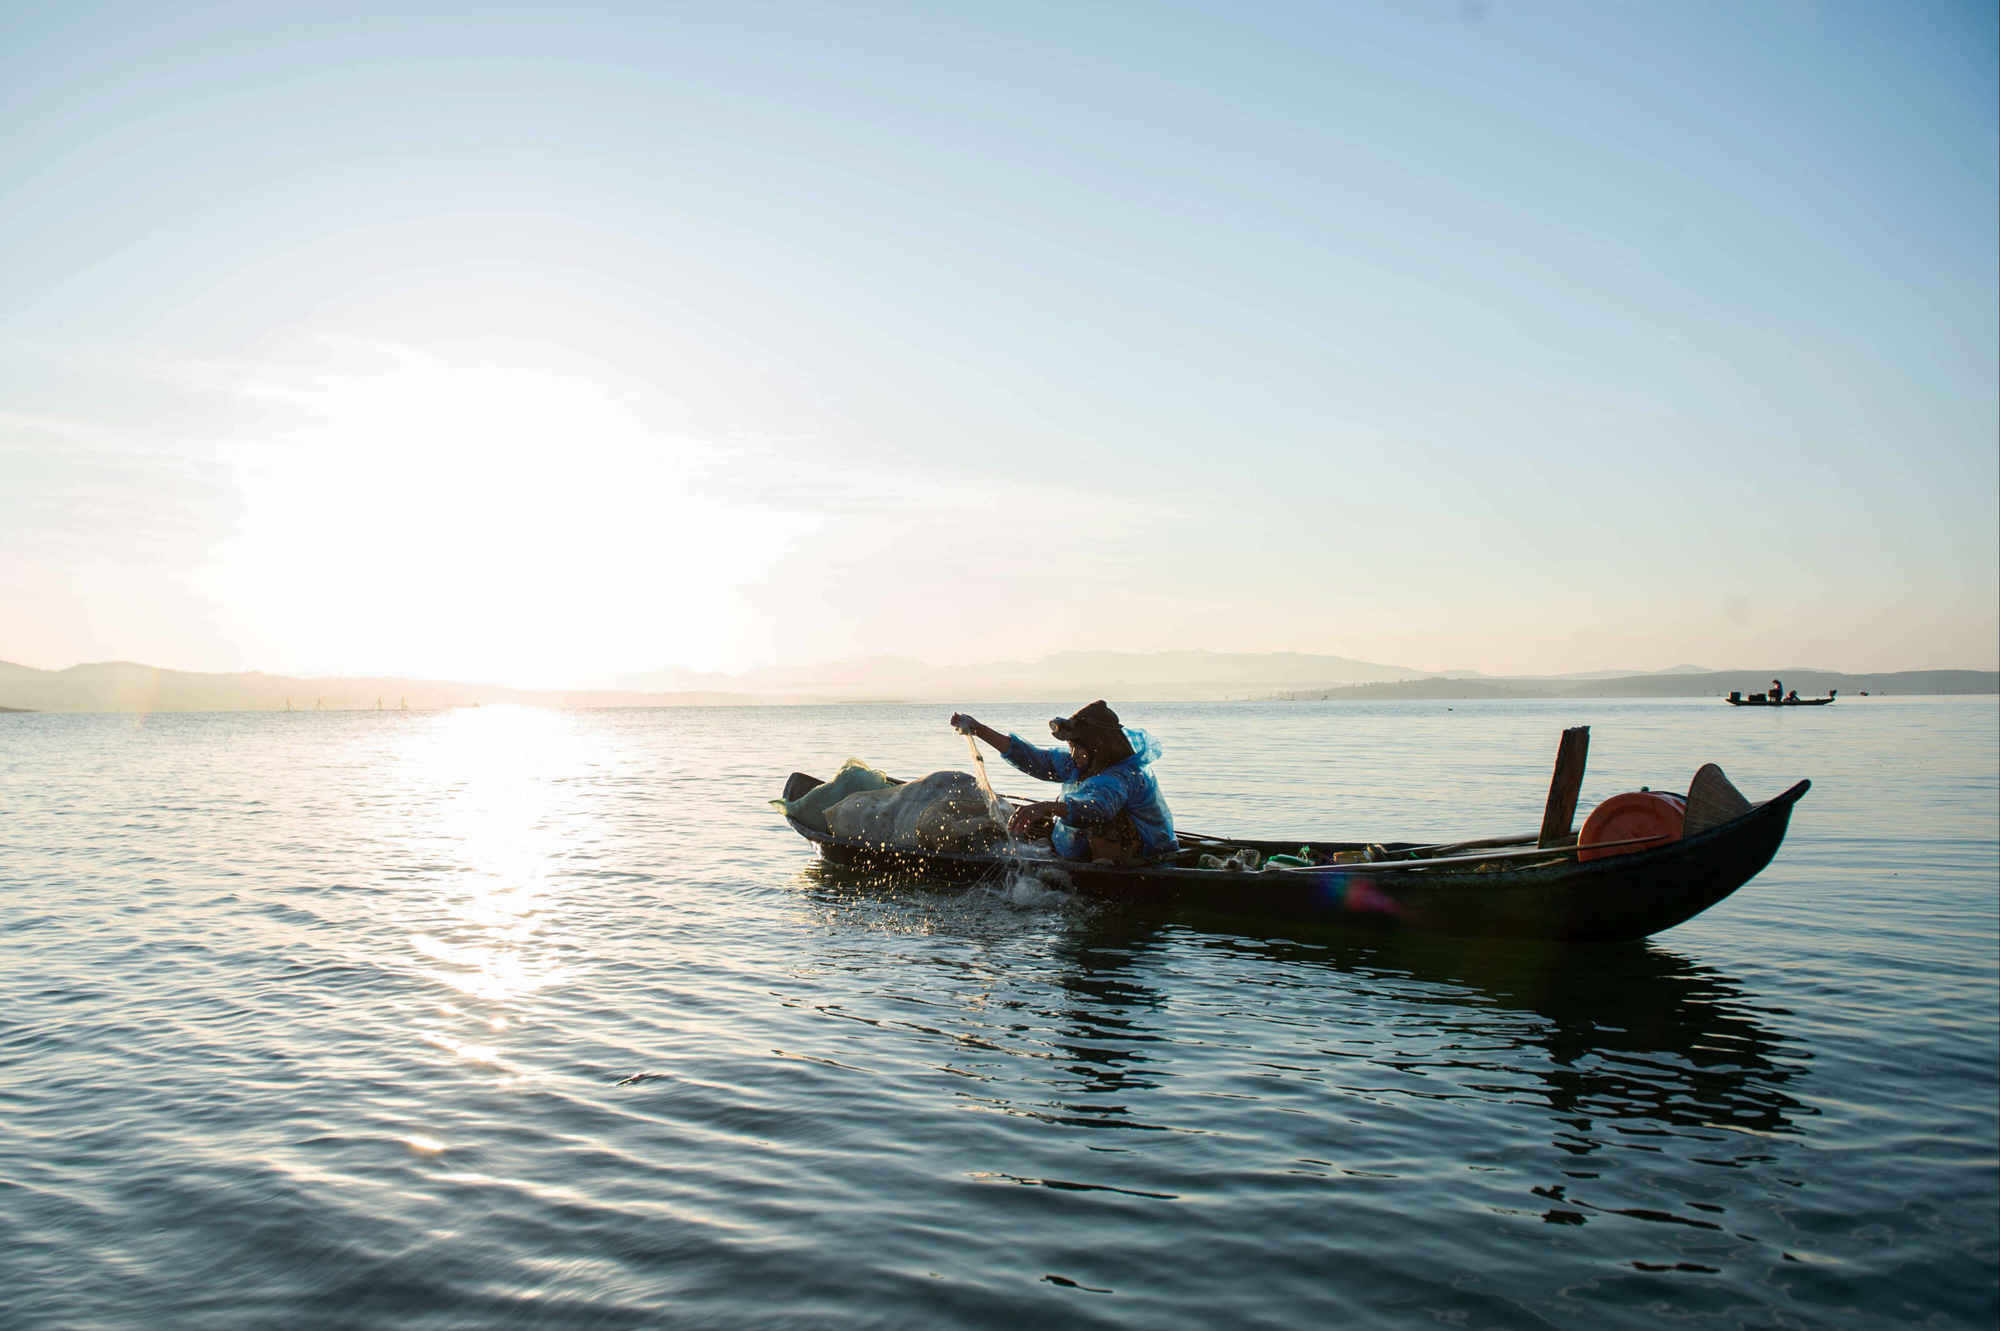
<box><xmin>780</xmin><ymin>777</ymin><xmax>1810</xmax><ymax>942</ymax></box>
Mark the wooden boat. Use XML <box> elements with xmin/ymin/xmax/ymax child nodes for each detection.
<box><xmin>776</xmin><ymin>770</ymin><xmax>1810</xmax><ymax>942</ymax></box>
<box><xmin>1727</xmin><ymin>693</ymin><xmax>1835</xmax><ymax>706</ymax></box>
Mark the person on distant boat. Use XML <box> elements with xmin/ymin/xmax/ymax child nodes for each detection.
<box><xmin>1770</xmin><ymin>679</ymin><xmax>1783</xmax><ymax>703</ymax></box>
<box><xmin>1786</xmin><ymin>689</ymin><xmax>1800</xmax><ymax>703</ymax></box>
<box><xmin>950</xmin><ymin>701</ymin><xmax>1177</xmax><ymax>863</ymax></box>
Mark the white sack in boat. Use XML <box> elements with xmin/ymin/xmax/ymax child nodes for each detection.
<box><xmin>823</xmin><ymin>770</ymin><xmax>1006</xmax><ymax>853</ymax></box>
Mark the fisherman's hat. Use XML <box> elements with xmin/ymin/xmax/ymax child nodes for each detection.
<box><xmin>1050</xmin><ymin>701</ymin><xmax>1135</xmax><ymax>767</ymax></box>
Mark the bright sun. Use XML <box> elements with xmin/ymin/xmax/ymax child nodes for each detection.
<box><xmin>216</xmin><ymin>341</ymin><xmax>800</xmax><ymax>685</ymax></box>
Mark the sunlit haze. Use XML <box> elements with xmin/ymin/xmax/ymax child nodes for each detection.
<box><xmin>4</xmin><ymin>1</ymin><xmax>1994</xmax><ymax>687</ymax></box>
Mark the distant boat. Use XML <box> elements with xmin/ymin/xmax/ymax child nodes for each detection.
<box><xmin>1726</xmin><ymin>691</ymin><xmax>1835</xmax><ymax>707</ymax></box>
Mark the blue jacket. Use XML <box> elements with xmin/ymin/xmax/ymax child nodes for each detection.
<box><xmin>1001</xmin><ymin>728</ymin><xmax>1177</xmax><ymax>861</ymax></box>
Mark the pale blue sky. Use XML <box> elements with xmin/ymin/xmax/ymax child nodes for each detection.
<box><xmin>2</xmin><ymin>1</ymin><xmax>1994</xmax><ymax>684</ymax></box>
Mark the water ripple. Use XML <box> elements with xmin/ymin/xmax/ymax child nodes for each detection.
<box><xmin>1</xmin><ymin>699</ymin><xmax>1993</xmax><ymax>1328</ymax></box>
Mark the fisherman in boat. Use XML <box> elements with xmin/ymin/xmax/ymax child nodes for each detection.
<box><xmin>1785</xmin><ymin>689</ymin><xmax>1800</xmax><ymax>703</ymax></box>
<box><xmin>949</xmin><ymin>701</ymin><xmax>1177</xmax><ymax>863</ymax></box>
<box><xmin>1770</xmin><ymin>679</ymin><xmax>1783</xmax><ymax>703</ymax></box>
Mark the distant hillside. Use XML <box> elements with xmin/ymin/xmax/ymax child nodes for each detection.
<box><xmin>1439</xmin><ymin>663</ymin><xmax>1726</xmax><ymax>681</ymax></box>
<box><xmin>0</xmin><ymin>661</ymin><xmax>760</xmax><ymax>713</ymax></box>
<box><xmin>616</xmin><ymin>648</ymin><xmax>1431</xmax><ymax>697</ymax></box>
<box><xmin>1554</xmin><ymin>669</ymin><xmax>1998</xmax><ymax>698</ymax></box>
<box><xmin>1277</xmin><ymin>677</ymin><xmax>1550</xmax><ymax>701</ymax></box>
<box><xmin>1274</xmin><ymin>669</ymin><xmax>1997</xmax><ymax>702</ymax></box>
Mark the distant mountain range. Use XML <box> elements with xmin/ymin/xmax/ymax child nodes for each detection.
<box><xmin>0</xmin><ymin>654</ymin><xmax>1993</xmax><ymax>713</ymax></box>
<box><xmin>1273</xmin><ymin>670</ymin><xmax>1998</xmax><ymax>701</ymax></box>
<box><xmin>611</xmin><ymin>649</ymin><xmax>1429</xmax><ymax>697</ymax></box>
<box><xmin>1438</xmin><ymin>663</ymin><xmax>1736</xmax><ymax>681</ymax></box>
<box><xmin>0</xmin><ymin>661</ymin><xmax>755</xmax><ymax>714</ymax></box>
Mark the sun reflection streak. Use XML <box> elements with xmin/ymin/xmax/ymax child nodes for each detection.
<box><xmin>388</xmin><ymin>706</ymin><xmax>595</xmax><ymax>1023</ymax></box>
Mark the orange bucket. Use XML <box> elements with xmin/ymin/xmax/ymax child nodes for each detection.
<box><xmin>1577</xmin><ymin>791</ymin><xmax>1686</xmax><ymax>862</ymax></box>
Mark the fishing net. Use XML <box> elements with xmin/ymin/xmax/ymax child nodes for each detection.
<box><xmin>822</xmin><ymin>770</ymin><xmax>1007</xmax><ymax>854</ymax></box>
<box><xmin>769</xmin><ymin>758</ymin><xmax>894</xmax><ymax>833</ymax></box>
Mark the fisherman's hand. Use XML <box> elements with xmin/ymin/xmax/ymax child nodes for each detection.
<box><xmin>1008</xmin><ymin>800</ymin><xmax>1063</xmax><ymax>839</ymax></box>
<box><xmin>949</xmin><ymin>712</ymin><xmax>979</xmax><ymax>735</ymax></box>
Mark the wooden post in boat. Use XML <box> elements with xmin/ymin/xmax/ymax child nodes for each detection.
<box><xmin>1538</xmin><ymin>726</ymin><xmax>1590</xmax><ymax>848</ymax></box>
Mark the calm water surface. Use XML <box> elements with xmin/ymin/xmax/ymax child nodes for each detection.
<box><xmin>2</xmin><ymin>698</ymin><xmax>1995</xmax><ymax>1328</ymax></box>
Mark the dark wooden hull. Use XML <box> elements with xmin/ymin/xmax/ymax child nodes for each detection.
<box><xmin>1727</xmin><ymin>697</ymin><xmax>1835</xmax><ymax>706</ymax></box>
<box><xmin>778</xmin><ymin>776</ymin><xmax>1810</xmax><ymax>942</ymax></box>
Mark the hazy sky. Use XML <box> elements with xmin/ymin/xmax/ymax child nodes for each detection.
<box><xmin>3</xmin><ymin>1</ymin><xmax>1994</xmax><ymax>686</ymax></box>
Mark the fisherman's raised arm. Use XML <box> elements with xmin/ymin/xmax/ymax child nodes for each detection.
<box><xmin>948</xmin><ymin>713</ymin><xmax>1010</xmax><ymax>751</ymax></box>
<box><xmin>950</xmin><ymin>713</ymin><xmax>1078</xmax><ymax>783</ymax></box>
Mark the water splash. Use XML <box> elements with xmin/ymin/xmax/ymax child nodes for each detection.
<box><xmin>994</xmin><ymin>863</ymin><xmax>1072</xmax><ymax>909</ymax></box>
<box><xmin>960</xmin><ymin>733</ymin><xmax>1077</xmax><ymax>907</ymax></box>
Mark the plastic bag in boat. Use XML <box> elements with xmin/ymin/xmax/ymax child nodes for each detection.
<box><xmin>823</xmin><ymin>770</ymin><xmax>1005</xmax><ymax>853</ymax></box>
<box><xmin>770</xmin><ymin>758</ymin><xmax>894</xmax><ymax>833</ymax></box>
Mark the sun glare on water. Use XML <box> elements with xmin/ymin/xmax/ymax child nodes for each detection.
<box><xmin>392</xmin><ymin>705</ymin><xmax>592</xmax><ymax>1012</ymax></box>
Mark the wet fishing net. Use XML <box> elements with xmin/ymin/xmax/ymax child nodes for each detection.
<box><xmin>768</xmin><ymin>758</ymin><xmax>894</xmax><ymax>833</ymax></box>
<box><xmin>822</xmin><ymin>770</ymin><xmax>1007</xmax><ymax>854</ymax></box>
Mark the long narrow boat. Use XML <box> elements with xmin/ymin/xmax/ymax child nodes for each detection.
<box><xmin>777</xmin><ymin>771</ymin><xmax>1810</xmax><ymax>941</ymax></box>
<box><xmin>1727</xmin><ymin>691</ymin><xmax>1836</xmax><ymax>706</ymax></box>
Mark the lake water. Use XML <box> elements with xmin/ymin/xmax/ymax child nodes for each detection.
<box><xmin>2</xmin><ymin>697</ymin><xmax>1994</xmax><ymax>1329</ymax></box>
